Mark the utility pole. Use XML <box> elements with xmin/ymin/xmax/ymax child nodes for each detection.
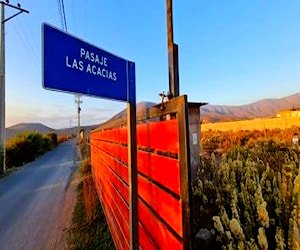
<box><xmin>75</xmin><ymin>95</ymin><xmax>82</xmax><ymax>143</ymax></box>
<box><xmin>166</xmin><ymin>0</ymin><xmax>179</xmax><ymax>98</ymax></box>
<box><xmin>0</xmin><ymin>1</ymin><xmax>28</xmax><ymax>174</ymax></box>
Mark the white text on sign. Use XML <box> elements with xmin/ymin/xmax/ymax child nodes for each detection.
<box><xmin>65</xmin><ymin>48</ymin><xmax>117</xmax><ymax>81</ymax></box>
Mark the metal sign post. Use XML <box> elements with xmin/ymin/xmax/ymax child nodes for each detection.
<box><xmin>42</xmin><ymin>23</ymin><xmax>138</xmax><ymax>249</ymax></box>
<box><xmin>127</xmin><ymin>61</ymin><xmax>138</xmax><ymax>250</ymax></box>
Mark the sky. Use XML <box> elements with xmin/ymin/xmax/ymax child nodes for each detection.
<box><xmin>4</xmin><ymin>0</ymin><xmax>300</xmax><ymax>129</ymax></box>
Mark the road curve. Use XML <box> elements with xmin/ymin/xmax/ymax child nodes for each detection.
<box><xmin>0</xmin><ymin>139</ymin><xmax>77</xmax><ymax>250</ymax></box>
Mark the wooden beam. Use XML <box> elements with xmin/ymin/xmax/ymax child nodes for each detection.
<box><xmin>166</xmin><ymin>0</ymin><xmax>179</xmax><ymax>97</ymax></box>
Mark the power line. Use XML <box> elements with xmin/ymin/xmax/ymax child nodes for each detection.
<box><xmin>57</xmin><ymin>0</ymin><xmax>64</xmax><ymax>30</ymax></box>
<box><xmin>12</xmin><ymin>18</ymin><xmax>39</xmax><ymax>65</ymax></box>
<box><xmin>71</xmin><ymin>0</ymin><xmax>76</xmax><ymax>32</ymax></box>
<box><xmin>83</xmin><ymin>0</ymin><xmax>88</xmax><ymax>36</ymax></box>
<box><xmin>22</xmin><ymin>15</ymin><xmax>39</xmax><ymax>50</ymax></box>
<box><xmin>57</xmin><ymin>0</ymin><xmax>67</xmax><ymax>32</ymax></box>
<box><xmin>60</xmin><ymin>0</ymin><xmax>67</xmax><ymax>32</ymax></box>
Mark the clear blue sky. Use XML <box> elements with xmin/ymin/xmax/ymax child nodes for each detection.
<box><xmin>5</xmin><ymin>0</ymin><xmax>300</xmax><ymax>129</ymax></box>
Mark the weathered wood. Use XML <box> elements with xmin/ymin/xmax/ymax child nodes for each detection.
<box><xmin>166</xmin><ymin>0</ymin><xmax>179</xmax><ymax>97</ymax></box>
<box><xmin>187</xmin><ymin>104</ymin><xmax>201</xmax><ymax>181</ymax></box>
<box><xmin>177</xmin><ymin>95</ymin><xmax>192</xmax><ymax>249</ymax></box>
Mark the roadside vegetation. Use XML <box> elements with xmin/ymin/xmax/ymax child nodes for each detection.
<box><xmin>0</xmin><ymin>131</ymin><xmax>70</xmax><ymax>175</ymax></box>
<box><xmin>194</xmin><ymin>127</ymin><xmax>300</xmax><ymax>249</ymax></box>
<box><xmin>68</xmin><ymin>143</ymin><xmax>114</xmax><ymax>250</ymax></box>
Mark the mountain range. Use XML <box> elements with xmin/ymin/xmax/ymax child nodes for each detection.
<box><xmin>107</xmin><ymin>93</ymin><xmax>300</xmax><ymax>123</ymax></box>
<box><xmin>200</xmin><ymin>93</ymin><xmax>300</xmax><ymax>123</ymax></box>
<box><xmin>5</xmin><ymin>93</ymin><xmax>300</xmax><ymax>138</ymax></box>
<box><xmin>5</xmin><ymin>123</ymin><xmax>97</xmax><ymax>140</ymax></box>
<box><xmin>6</xmin><ymin>123</ymin><xmax>55</xmax><ymax>140</ymax></box>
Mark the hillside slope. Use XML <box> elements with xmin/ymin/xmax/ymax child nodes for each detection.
<box><xmin>107</xmin><ymin>101</ymin><xmax>156</xmax><ymax>121</ymax></box>
<box><xmin>6</xmin><ymin>123</ymin><xmax>55</xmax><ymax>139</ymax></box>
<box><xmin>201</xmin><ymin>93</ymin><xmax>300</xmax><ymax>122</ymax></box>
<box><xmin>6</xmin><ymin>123</ymin><xmax>99</xmax><ymax>140</ymax></box>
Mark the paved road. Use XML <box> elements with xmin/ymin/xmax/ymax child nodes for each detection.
<box><xmin>0</xmin><ymin>139</ymin><xmax>77</xmax><ymax>250</ymax></box>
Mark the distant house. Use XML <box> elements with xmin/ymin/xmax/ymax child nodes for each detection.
<box><xmin>276</xmin><ymin>109</ymin><xmax>300</xmax><ymax>118</ymax></box>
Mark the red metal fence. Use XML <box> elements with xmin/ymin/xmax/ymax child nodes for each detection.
<box><xmin>90</xmin><ymin>95</ymin><xmax>192</xmax><ymax>249</ymax></box>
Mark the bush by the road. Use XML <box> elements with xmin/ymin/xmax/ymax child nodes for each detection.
<box><xmin>5</xmin><ymin>131</ymin><xmax>58</xmax><ymax>169</ymax></box>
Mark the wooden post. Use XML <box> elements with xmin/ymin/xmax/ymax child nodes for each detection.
<box><xmin>166</xmin><ymin>0</ymin><xmax>179</xmax><ymax>97</ymax></box>
<box><xmin>187</xmin><ymin>103</ymin><xmax>201</xmax><ymax>182</ymax></box>
<box><xmin>177</xmin><ymin>95</ymin><xmax>192</xmax><ymax>249</ymax></box>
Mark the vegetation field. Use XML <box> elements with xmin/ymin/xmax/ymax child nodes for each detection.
<box><xmin>202</xmin><ymin>116</ymin><xmax>300</xmax><ymax>132</ymax></box>
<box><xmin>194</xmin><ymin>127</ymin><xmax>300</xmax><ymax>249</ymax></box>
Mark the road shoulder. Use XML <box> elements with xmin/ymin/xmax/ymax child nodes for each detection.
<box><xmin>45</xmin><ymin>169</ymin><xmax>80</xmax><ymax>250</ymax></box>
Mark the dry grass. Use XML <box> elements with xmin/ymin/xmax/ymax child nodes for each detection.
<box><xmin>68</xmin><ymin>143</ymin><xmax>114</xmax><ymax>250</ymax></box>
<box><xmin>83</xmin><ymin>175</ymin><xmax>98</xmax><ymax>222</ymax></box>
<box><xmin>79</xmin><ymin>143</ymin><xmax>90</xmax><ymax>160</ymax></box>
<box><xmin>202</xmin><ymin>116</ymin><xmax>300</xmax><ymax>132</ymax></box>
<box><xmin>79</xmin><ymin>158</ymin><xmax>91</xmax><ymax>176</ymax></box>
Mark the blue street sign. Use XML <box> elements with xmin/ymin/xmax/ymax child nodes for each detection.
<box><xmin>42</xmin><ymin>23</ymin><xmax>135</xmax><ymax>102</ymax></box>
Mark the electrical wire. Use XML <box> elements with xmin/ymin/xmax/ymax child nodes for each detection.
<box><xmin>71</xmin><ymin>0</ymin><xmax>76</xmax><ymax>32</ymax></box>
<box><xmin>60</xmin><ymin>0</ymin><xmax>68</xmax><ymax>32</ymax></box>
<box><xmin>83</xmin><ymin>0</ymin><xmax>88</xmax><ymax>36</ymax></box>
<box><xmin>11</xmin><ymin>21</ymin><xmax>39</xmax><ymax>66</ymax></box>
<box><xmin>57</xmin><ymin>0</ymin><xmax>67</xmax><ymax>32</ymax></box>
<box><xmin>57</xmin><ymin>0</ymin><xmax>64</xmax><ymax>31</ymax></box>
<box><xmin>22</xmin><ymin>15</ymin><xmax>39</xmax><ymax>51</ymax></box>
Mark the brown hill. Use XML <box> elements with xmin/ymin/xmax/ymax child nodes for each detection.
<box><xmin>6</xmin><ymin>122</ymin><xmax>100</xmax><ymax>140</ymax></box>
<box><xmin>6</xmin><ymin>123</ymin><xmax>99</xmax><ymax>140</ymax></box>
<box><xmin>107</xmin><ymin>101</ymin><xmax>156</xmax><ymax>121</ymax></box>
<box><xmin>7</xmin><ymin>94</ymin><xmax>300</xmax><ymax>137</ymax></box>
<box><xmin>200</xmin><ymin>93</ymin><xmax>300</xmax><ymax>122</ymax></box>
<box><xmin>6</xmin><ymin>123</ymin><xmax>55</xmax><ymax>139</ymax></box>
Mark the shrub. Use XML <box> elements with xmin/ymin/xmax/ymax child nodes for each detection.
<box><xmin>45</xmin><ymin>132</ymin><xmax>58</xmax><ymax>147</ymax></box>
<box><xmin>5</xmin><ymin>131</ymin><xmax>59</xmax><ymax>169</ymax></box>
<box><xmin>195</xmin><ymin>129</ymin><xmax>300</xmax><ymax>249</ymax></box>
